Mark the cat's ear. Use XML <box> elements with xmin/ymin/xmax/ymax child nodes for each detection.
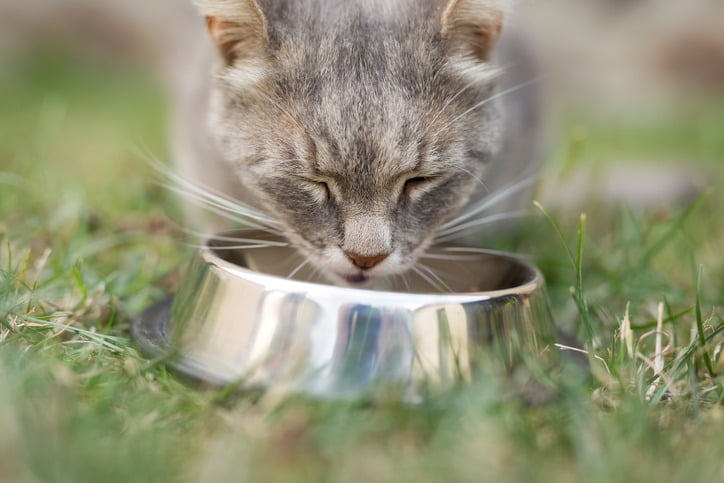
<box><xmin>441</xmin><ymin>0</ymin><xmax>507</xmax><ymax>59</ymax></box>
<box><xmin>201</xmin><ymin>0</ymin><xmax>268</xmax><ymax>66</ymax></box>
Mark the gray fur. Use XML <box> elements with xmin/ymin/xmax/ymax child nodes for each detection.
<box><xmin>174</xmin><ymin>0</ymin><xmax>542</xmax><ymax>286</ymax></box>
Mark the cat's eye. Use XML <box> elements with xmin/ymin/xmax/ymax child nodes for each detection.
<box><xmin>312</xmin><ymin>180</ymin><xmax>331</xmax><ymax>202</ymax></box>
<box><xmin>318</xmin><ymin>181</ymin><xmax>331</xmax><ymax>200</ymax></box>
<box><xmin>403</xmin><ymin>177</ymin><xmax>436</xmax><ymax>197</ymax></box>
<box><xmin>300</xmin><ymin>176</ymin><xmax>332</xmax><ymax>203</ymax></box>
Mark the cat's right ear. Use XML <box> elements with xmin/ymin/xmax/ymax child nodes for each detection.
<box><xmin>200</xmin><ymin>0</ymin><xmax>268</xmax><ymax>66</ymax></box>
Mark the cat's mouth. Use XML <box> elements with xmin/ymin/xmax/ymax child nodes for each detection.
<box><xmin>343</xmin><ymin>273</ymin><xmax>370</xmax><ymax>285</ymax></box>
<box><xmin>328</xmin><ymin>269</ymin><xmax>375</xmax><ymax>287</ymax></box>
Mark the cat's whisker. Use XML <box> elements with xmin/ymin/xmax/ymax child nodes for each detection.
<box><xmin>411</xmin><ymin>266</ymin><xmax>438</xmax><ymax>291</ymax></box>
<box><xmin>139</xmin><ymin>149</ymin><xmax>284</xmax><ymax>232</ymax></box>
<box><xmin>453</xmin><ymin>165</ymin><xmax>489</xmax><ymax>192</ymax></box>
<box><xmin>424</xmin><ymin>70</ymin><xmax>503</xmax><ymax>137</ymax></box>
<box><xmin>185</xmin><ymin>190</ymin><xmax>282</xmax><ymax>231</ymax></box>
<box><xmin>309</xmin><ymin>266</ymin><xmax>325</xmax><ymax>283</ymax></box>
<box><xmin>203</xmin><ymin>235</ymin><xmax>290</xmax><ymax>248</ymax></box>
<box><xmin>209</xmin><ymin>242</ymin><xmax>290</xmax><ymax>249</ymax></box>
<box><xmin>166</xmin><ymin>221</ymin><xmax>286</xmax><ymax>250</ymax></box>
<box><xmin>139</xmin><ymin>149</ymin><xmax>248</xmax><ymax>207</ymax></box>
<box><xmin>439</xmin><ymin>174</ymin><xmax>538</xmax><ymax>231</ymax></box>
<box><xmin>434</xmin><ymin>77</ymin><xmax>543</xmax><ymax>136</ymax></box>
<box><xmin>195</xmin><ymin>207</ymin><xmax>278</xmax><ymax>235</ymax></box>
<box><xmin>161</xmin><ymin>178</ymin><xmax>278</xmax><ymax>226</ymax></box>
<box><xmin>162</xmin><ymin>184</ymin><xmax>284</xmax><ymax>234</ymax></box>
<box><xmin>416</xmin><ymin>263</ymin><xmax>454</xmax><ymax>293</ymax></box>
<box><xmin>287</xmin><ymin>259</ymin><xmax>310</xmax><ymax>279</ymax></box>
<box><xmin>435</xmin><ymin>210</ymin><xmax>533</xmax><ymax>242</ymax></box>
<box><xmin>205</xmin><ymin>236</ymin><xmax>289</xmax><ymax>247</ymax></box>
<box><xmin>429</xmin><ymin>246</ymin><xmax>532</xmax><ymax>260</ymax></box>
<box><xmin>165</xmin><ymin>189</ymin><xmax>275</xmax><ymax>233</ymax></box>
<box><xmin>202</xmin><ymin>231</ymin><xmax>283</xmax><ymax>243</ymax></box>
<box><xmin>411</xmin><ymin>266</ymin><xmax>447</xmax><ymax>293</ymax></box>
<box><xmin>399</xmin><ymin>272</ymin><xmax>412</xmax><ymax>292</ymax></box>
<box><xmin>189</xmin><ymin>243</ymin><xmax>290</xmax><ymax>251</ymax></box>
<box><xmin>418</xmin><ymin>253</ymin><xmax>483</xmax><ymax>262</ymax></box>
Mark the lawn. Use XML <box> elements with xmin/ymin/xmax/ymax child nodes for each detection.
<box><xmin>0</xmin><ymin>50</ymin><xmax>722</xmax><ymax>483</ymax></box>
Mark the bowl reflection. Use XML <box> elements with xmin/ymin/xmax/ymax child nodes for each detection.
<box><xmin>134</xmin><ymin>231</ymin><xmax>558</xmax><ymax>400</ymax></box>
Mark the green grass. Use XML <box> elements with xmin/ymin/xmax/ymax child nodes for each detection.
<box><xmin>1</xmin><ymin>51</ymin><xmax>722</xmax><ymax>483</ymax></box>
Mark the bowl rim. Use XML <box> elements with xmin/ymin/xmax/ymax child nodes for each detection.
<box><xmin>198</xmin><ymin>240</ymin><xmax>545</xmax><ymax>302</ymax></box>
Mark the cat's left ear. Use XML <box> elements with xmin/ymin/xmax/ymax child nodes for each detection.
<box><xmin>201</xmin><ymin>0</ymin><xmax>268</xmax><ymax>66</ymax></box>
<box><xmin>441</xmin><ymin>0</ymin><xmax>507</xmax><ymax>59</ymax></box>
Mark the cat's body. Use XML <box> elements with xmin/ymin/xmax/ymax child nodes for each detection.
<box><xmin>172</xmin><ymin>0</ymin><xmax>543</xmax><ymax>286</ymax></box>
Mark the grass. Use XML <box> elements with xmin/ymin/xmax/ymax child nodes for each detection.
<box><xmin>1</xmin><ymin>50</ymin><xmax>722</xmax><ymax>483</ymax></box>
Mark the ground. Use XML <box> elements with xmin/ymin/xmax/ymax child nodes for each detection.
<box><xmin>0</xmin><ymin>50</ymin><xmax>722</xmax><ymax>483</ymax></box>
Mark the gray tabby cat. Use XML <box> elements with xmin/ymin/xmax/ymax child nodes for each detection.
<box><xmin>173</xmin><ymin>0</ymin><xmax>542</xmax><ymax>286</ymax></box>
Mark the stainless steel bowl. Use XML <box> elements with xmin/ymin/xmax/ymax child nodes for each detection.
<box><xmin>134</xmin><ymin>231</ymin><xmax>558</xmax><ymax>400</ymax></box>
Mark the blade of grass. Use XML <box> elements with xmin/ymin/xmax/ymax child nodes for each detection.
<box><xmin>17</xmin><ymin>314</ymin><xmax>128</xmax><ymax>352</ymax></box>
<box><xmin>533</xmin><ymin>201</ymin><xmax>576</xmax><ymax>266</ymax></box>
<box><xmin>639</xmin><ymin>191</ymin><xmax>709</xmax><ymax>267</ymax></box>
<box><xmin>72</xmin><ymin>262</ymin><xmax>88</xmax><ymax>307</ymax></box>
<box><xmin>574</xmin><ymin>214</ymin><xmax>594</xmax><ymax>348</ymax></box>
<box><xmin>631</xmin><ymin>306</ymin><xmax>693</xmax><ymax>331</ymax></box>
<box><xmin>534</xmin><ymin>203</ymin><xmax>594</xmax><ymax>349</ymax></box>
<box><xmin>648</xmin><ymin>324</ymin><xmax>724</xmax><ymax>403</ymax></box>
<box><xmin>694</xmin><ymin>265</ymin><xmax>715</xmax><ymax>378</ymax></box>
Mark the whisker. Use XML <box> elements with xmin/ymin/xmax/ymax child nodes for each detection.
<box><xmin>435</xmin><ymin>210</ymin><xmax>533</xmax><ymax>241</ymax></box>
<box><xmin>287</xmin><ymin>259</ymin><xmax>310</xmax><ymax>279</ymax></box>
<box><xmin>166</xmin><ymin>189</ymin><xmax>282</xmax><ymax>234</ymax></box>
<box><xmin>400</xmin><ymin>272</ymin><xmax>412</xmax><ymax>293</ymax></box>
<box><xmin>418</xmin><ymin>253</ymin><xmax>483</xmax><ymax>262</ymax></box>
<box><xmin>434</xmin><ymin>77</ymin><xmax>542</xmax><ymax>136</ymax></box>
<box><xmin>160</xmin><ymin>181</ymin><xmax>278</xmax><ymax>227</ymax></box>
<box><xmin>424</xmin><ymin>69</ymin><xmax>504</xmax><ymax>136</ymax></box>
<box><xmin>203</xmin><ymin>231</ymin><xmax>284</xmax><ymax>242</ymax></box>
<box><xmin>439</xmin><ymin>174</ymin><xmax>538</xmax><ymax>231</ymax></box>
<box><xmin>453</xmin><ymin>165</ymin><xmax>489</xmax><ymax>193</ymax></box>
<box><xmin>309</xmin><ymin>266</ymin><xmax>325</xmax><ymax>283</ymax></box>
<box><xmin>161</xmin><ymin>183</ymin><xmax>283</xmax><ymax>232</ymax></box>
<box><xmin>138</xmin><ymin>149</ymin><xmax>283</xmax><ymax>231</ymax></box>
<box><xmin>206</xmin><ymin>242</ymin><xmax>289</xmax><ymax>249</ymax></box>
<box><xmin>416</xmin><ymin>264</ymin><xmax>454</xmax><ymax>293</ymax></box>
<box><xmin>162</xmin><ymin>219</ymin><xmax>286</xmax><ymax>248</ymax></box>
<box><xmin>188</xmin><ymin>243</ymin><xmax>289</xmax><ymax>251</ymax></box>
<box><xmin>412</xmin><ymin>266</ymin><xmax>444</xmax><ymax>293</ymax></box>
<box><xmin>140</xmin><ymin>150</ymin><xmax>251</xmax><ymax>207</ymax></box>
<box><xmin>429</xmin><ymin>246</ymin><xmax>533</xmax><ymax>261</ymax></box>
<box><xmin>205</xmin><ymin>236</ymin><xmax>288</xmax><ymax>247</ymax></box>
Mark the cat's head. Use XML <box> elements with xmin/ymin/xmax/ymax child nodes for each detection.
<box><xmin>201</xmin><ymin>0</ymin><xmax>508</xmax><ymax>286</ymax></box>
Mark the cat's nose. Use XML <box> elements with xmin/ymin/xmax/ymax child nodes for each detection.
<box><xmin>345</xmin><ymin>252</ymin><xmax>389</xmax><ymax>270</ymax></box>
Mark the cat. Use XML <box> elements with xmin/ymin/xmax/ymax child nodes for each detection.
<box><xmin>171</xmin><ymin>0</ymin><xmax>543</xmax><ymax>286</ymax></box>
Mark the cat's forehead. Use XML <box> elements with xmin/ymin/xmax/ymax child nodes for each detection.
<box><xmin>256</xmin><ymin>1</ymin><xmax>496</xmax><ymax>182</ymax></box>
<box><xmin>272</xmin><ymin>3</ymin><xmax>441</xmax><ymax>89</ymax></box>
<box><xmin>275</xmin><ymin>20</ymin><xmax>447</xmax><ymax>158</ymax></box>
<box><xmin>311</xmin><ymin>114</ymin><xmax>423</xmax><ymax>182</ymax></box>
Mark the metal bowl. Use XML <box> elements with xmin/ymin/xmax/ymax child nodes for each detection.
<box><xmin>134</xmin><ymin>231</ymin><xmax>558</xmax><ymax>400</ymax></box>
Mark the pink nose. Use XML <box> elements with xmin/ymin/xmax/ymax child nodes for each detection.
<box><xmin>345</xmin><ymin>252</ymin><xmax>389</xmax><ymax>270</ymax></box>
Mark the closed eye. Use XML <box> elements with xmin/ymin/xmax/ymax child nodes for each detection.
<box><xmin>318</xmin><ymin>181</ymin><xmax>331</xmax><ymax>200</ymax></box>
<box><xmin>403</xmin><ymin>176</ymin><xmax>437</xmax><ymax>197</ymax></box>
<box><xmin>304</xmin><ymin>179</ymin><xmax>331</xmax><ymax>203</ymax></box>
